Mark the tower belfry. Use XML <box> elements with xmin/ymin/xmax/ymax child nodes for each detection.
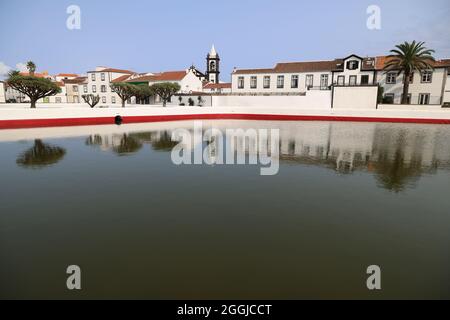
<box><xmin>206</xmin><ymin>45</ymin><xmax>220</xmax><ymax>83</ymax></box>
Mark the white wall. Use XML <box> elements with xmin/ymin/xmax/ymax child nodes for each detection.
<box><xmin>212</xmin><ymin>90</ymin><xmax>331</xmax><ymax>109</ymax></box>
<box><xmin>332</xmin><ymin>86</ymin><xmax>378</xmax><ymax>109</ymax></box>
<box><xmin>444</xmin><ymin>75</ymin><xmax>450</xmax><ymax>103</ymax></box>
<box><xmin>0</xmin><ymin>82</ymin><xmax>5</xmax><ymax>103</ymax></box>
<box><xmin>179</xmin><ymin>71</ymin><xmax>204</xmax><ymax>93</ymax></box>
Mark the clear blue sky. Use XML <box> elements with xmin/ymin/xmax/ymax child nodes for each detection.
<box><xmin>0</xmin><ymin>0</ymin><xmax>449</xmax><ymax>81</ymax></box>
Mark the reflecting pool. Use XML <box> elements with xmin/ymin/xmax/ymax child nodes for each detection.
<box><xmin>0</xmin><ymin>120</ymin><xmax>449</xmax><ymax>299</ymax></box>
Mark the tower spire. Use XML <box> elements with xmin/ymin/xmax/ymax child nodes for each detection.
<box><xmin>210</xmin><ymin>45</ymin><xmax>217</xmax><ymax>57</ymax></box>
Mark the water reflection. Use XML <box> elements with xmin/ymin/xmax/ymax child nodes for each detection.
<box><xmin>16</xmin><ymin>139</ymin><xmax>66</xmax><ymax>169</ymax></box>
<box><xmin>86</xmin><ymin>133</ymin><xmax>143</xmax><ymax>156</ymax></box>
<box><xmin>13</xmin><ymin>121</ymin><xmax>450</xmax><ymax>192</ymax></box>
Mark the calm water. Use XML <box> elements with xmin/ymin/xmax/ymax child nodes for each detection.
<box><xmin>0</xmin><ymin>120</ymin><xmax>449</xmax><ymax>299</ymax></box>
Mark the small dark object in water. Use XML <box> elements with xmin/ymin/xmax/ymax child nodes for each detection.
<box><xmin>115</xmin><ymin>115</ymin><xmax>123</xmax><ymax>125</ymax></box>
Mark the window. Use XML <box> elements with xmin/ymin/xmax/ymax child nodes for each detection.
<box><xmin>101</xmin><ymin>73</ymin><xmax>105</xmax><ymax>81</ymax></box>
<box><xmin>277</xmin><ymin>75</ymin><xmax>284</xmax><ymax>89</ymax></box>
<box><xmin>102</xmin><ymin>96</ymin><xmax>106</xmax><ymax>103</ymax></box>
<box><xmin>337</xmin><ymin>76</ymin><xmax>345</xmax><ymax>86</ymax></box>
<box><xmin>91</xmin><ymin>73</ymin><xmax>96</xmax><ymax>81</ymax></box>
<box><xmin>349</xmin><ymin>76</ymin><xmax>357</xmax><ymax>86</ymax></box>
<box><xmin>210</xmin><ymin>61</ymin><xmax>216</xmax><ymax>71</ymax></box>
<box><xmin>361</xmin><ymin>75</ymin><xmax>369</xmax><ymax>85</ymax></box>
<box><xmin>320</xmin><ymin>74</ymin><xmax>329</xmax><ymax>89</ymax></box>
<box><xmin>386</xmin><ymin>72</ymin><xmax>396</xmax><ymax>84</ymax></box>
<box><xmin>346</xmin><ymin>60</ymin><xmax>360</xmax><ymax>70</ymax></box>
<box><xmin>263</xmin><ymin>76</ymin><xmax>271</xmax><ymax>89</ymax></box>
<box><xmin>238</xmin><ymin>77</ymin><xmax>244</xmax><ymax>89</ymax></box>
<box><xmin>56</xmin><ymin>97</ymin><xmax>62</xmax><ymax>103</ymax></box>
<box><xmin>250</xmin><ymin>76</ymin><xmax>257</xmax><ymax>89</ymax></box>
<box><xmin>421</xmin><ymin>71</ymin><xmax>432</xmax><ymax>83</ymax></box>
<box><xmin>92</xmin><ymin>85</ymin><xmax>97</xmax><ymax>93</ymax></box>
<box><xmin>73</xmin><ymin>85</ymin><xmax>78</xmax><ymax>92</ymax></box>
<box><xmin>419</xmin><ymin>93</ymin><xmax>430</xmax><ymax>105</ymax></box>
<box><xmin>83</xmin><ymin>85</ymin><xmax>88</xmax><ymax>93</ymax></box>
<box><xmin>384</xmin><ymin>94</ymin><xmax>395</xmax><ymax>104</ymax></box>
<box><xmin>291</xmin><ymin>75</ymin><xmax>299</xmax><ymax>88</ymax></box>
<box><xmin>111</xmin><ymin>96</ymin><xmax>116</xmax><ymax>104</ymax></box>
<box><xmin>101</xmin><ymin>85</ymin><xmax>107</xmax><ymax>93</ymax></box>
<box><xmin>306</xmin><ymin>75</ymin><xmax>314</xmax><ymax>88</ymax></box>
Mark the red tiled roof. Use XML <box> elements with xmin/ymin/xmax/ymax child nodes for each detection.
<box><xmin>57</xmin><ymin>73</ymin><xmax>78</xmax><ymax>77</ymax></box>
<box><xmin>203</xmin><ymin>82</ymin><xmax>232</xmax><ymax>89</ymax></box>
<box><xmin>375</xmin><ymin>56</ymin><xmax>450</xmax><ymax>70</ymax></box>
<box><xmin>233</xmin><ymin>68</ymin><xmax>275</xmax><ymax>75</ymax></box>
<box><xmin>274</xmin><ymin>60</ymin><xmax>337</xmax><ymax>73</ymax></box>
<box><xmin>111</xmin><ymin>74</ymin><xmax>132</xmax><ymax>83</ymax></box>
<box><xmin>88</xmin><ymin>68</ymin><xmax>134</xmax><ymax>74</ymax></box>
<box><xmin>19</xmin><ymin>72</ymin><xmax>51</xmax><ymax>78</ymax></box>
<box><xmin>233</xmin><ymin>60</ymin><xmax>337</xmax><ymax>74</ymax></box>
<box><xmin>153</xmin><ymin>71</ymin><xmax>187</xmax><ymax>81</ymax></box>
<box><xmin>55</xmin><ymin>81</ymin><xmax>65</xmax><ymax>87</ymax></box>
<box><xmin>63</xmin><ymin>77</ymin><xmax>87</xmax><ymax>84</ymax></box>
<box><xmin>127</xmin><ymin>71</ymin><xmax>187</xmax><ymax>82</ymax></box>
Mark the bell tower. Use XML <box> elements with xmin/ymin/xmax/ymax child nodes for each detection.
<box><xmin>206</xmin><ymin>45</ymin><xmax>220</xmax><ymax>83</ymax></box>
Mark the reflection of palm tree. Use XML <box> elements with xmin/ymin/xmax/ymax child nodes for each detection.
<box><xmin>151</xmin><ymin>131</ymin><xmax>178</xmax><ymax>151</ymax></box>
<box><xmin>17</xmin><ymin>139</ymin><xmax>66</xmax><ymax>168</ymax></box>
<box><xmin>374</xmin><ymin>150</ymin><xmax>424</xmax><ymax>192</ymax></box>
<box><xmin>112</xmin><ymin>134</ymin><xmax>143</xmax><ymax>156</ymax></box>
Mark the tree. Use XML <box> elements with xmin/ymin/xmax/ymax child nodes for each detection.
<box><xmin>26</xmin><ymin>61</ymin><xmax>36</xmax><ymax>76</ymax></box>
<box><xmin>82</xmin><ymin>94</ymin><xmax>100</xmax><ymax>108</ymax></box>
<box><xmin>149</xmin><ymin>82</ymin><xmax>181</xmax><ymax>107</ymax></box>
<box><xmin>197</xmin><ymin>96</ymin><xmax>205</xmax><ymax>107</ymax></box>
<box><xmin>110</xmin><ymin>83</ymin><xmax>140</xmax><ymax>108</ymax></box>
<box><xmin>16</xmin><ymin>140</ymin><xmax>66</xmax><ymax>168</ymax></box>
<box><xmin>134</xmin><ymin>84</ymin><xmax>154</xmax><ymax>104</ymax></box>
<box><xmin>6</xmin><ymin>72</ymin><xmax>61</xmax><ymax>108</ymax></box>
<box><xmin>383</xmin><ymin>41</ymin><xmax>435</xmax><ymax>104</ymax></box>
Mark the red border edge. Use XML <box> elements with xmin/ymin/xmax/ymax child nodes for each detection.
<box><xmin>1</xmin><ymin>113</ymin><xmax>450</xmax><ymax>129</ymax></box>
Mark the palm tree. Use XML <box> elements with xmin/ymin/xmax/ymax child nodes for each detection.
<box><xmin>26</xmin><ymin>61</ymin><xmax>36</xmax><ymax>76</ymax></box>
<box><xmin>383</xmin><ymin>41</ymin><xmax>435</xmax><ymax>104</ymax></box>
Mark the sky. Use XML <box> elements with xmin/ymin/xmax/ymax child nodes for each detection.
<box><xmin>0</xmin><ymin>0</ymin><xmax>449</xmax><ymax>81</ymax></box>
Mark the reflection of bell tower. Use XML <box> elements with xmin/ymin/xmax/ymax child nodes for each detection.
<box><xmin>206</xmin><ymin>45</ymin><xmax>220</xmax><ymax>83</ymax></box>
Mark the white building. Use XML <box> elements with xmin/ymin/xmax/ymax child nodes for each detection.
<box><xmin>63</xmin><ymin>76</ymin><xmax>87</xmax><ymax>103</ymax></box>
<box><xmin>85</xmin><ymin>67</ymin><xmax>135</xmax><ymax>105</ymax></box>
<box><xmin>232</xmin><ymin>54</ymin><xmax>450</xmax><ymax>106</ymax></box>
<box><xmin>202</xmin><ymin>82</ymin><xmax>232</xmax><ymax>94</ymax></box>
<box><xmin>126</xmin><ymin>67</ymin><xmax>206</xmax><ymax>104</ymax></box>
<box><xmin>377</xmin><ymin>57</ymin><xmax>450</xmax><ymax>105</ymax></box>
<box><xmin>0</xmin><ymin>81</ymin><xmax>5</xmax><ymax>103</ymax></box>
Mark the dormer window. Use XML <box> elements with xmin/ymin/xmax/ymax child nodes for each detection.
<box><xmin>346</xmin><ymin>60</ymin><xmax>360</xmax><ymax>70</ymax></box>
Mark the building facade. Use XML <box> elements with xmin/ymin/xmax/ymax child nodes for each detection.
<box><xmin>0</xmin><ymin>81</ymin><xmax>5</xmax><ymax>103</ymax></box>
<box><xmin>86</xmin><ymin>67</ymin><xmax>135</xmax><ymax>105</ymax></box>
<box><xmin>232</xmin><ymin>54</ymin><xmax>450</xmax><ymax>105</ymax></box>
